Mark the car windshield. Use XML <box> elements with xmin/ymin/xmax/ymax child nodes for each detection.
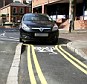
<box><xmin>23</xmin><ymin>14</ymin><xmax>52</xmax><ymax>21</ymax></box>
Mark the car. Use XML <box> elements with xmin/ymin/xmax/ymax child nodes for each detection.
<box><xmin>19</xmin><ymin>13</ymin><xmax>59</xmax><ymax>43</ymax></box>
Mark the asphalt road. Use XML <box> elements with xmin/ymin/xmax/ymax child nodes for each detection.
<box><xmin>0</xmin><ymin>28</ymin><xmax>19</xmax><ymax>84</ymax></box>
<box><xmin>0</xmin><ymin>28</ymin><xmax>87</xmax><ymax>84</ymax></box>
<box><xmin>19</xmin><ymin>44</ymin><xmax>87</xmax><ymax>84</ymax></box>
<box><xmin>0</xmin><ymin>41</ymin><xmax>17</xmax><ymax>84</ymax></box>
<box><xmin>0</xmin><ymin>28</ymin><xmax>19</xmax><ymax>42</ymax></box>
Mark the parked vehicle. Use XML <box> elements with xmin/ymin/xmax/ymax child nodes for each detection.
<box><xmin>19</xmin><ymin>13</ymin><xmax>59</xmax><ymax>43</ymax></box>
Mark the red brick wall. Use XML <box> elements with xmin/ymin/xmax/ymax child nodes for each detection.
<box><xmin>74</xmin><ymin>20</ymin><xmax>87</xmax><ymax>29</ymax></box>
<box><xmin>59</xmin><ymin>20</ymin><xmax>87</xmax><ymax>30</ymax></box>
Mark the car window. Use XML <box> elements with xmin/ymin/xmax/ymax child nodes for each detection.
<box><xmin>23</xmin><ymin>14</ymin><xmax>52</xmax><ymax>21</ymax></box>
<box><xmin>23</xmin><ymin>15</ymin><xmax>32</xmax><ymax>21</ymax></box>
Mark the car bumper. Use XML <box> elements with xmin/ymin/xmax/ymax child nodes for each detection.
<box><xmin>20</xmin><ymin>29</ymin><xmax>59</xmax><ymax>43</ymax></box>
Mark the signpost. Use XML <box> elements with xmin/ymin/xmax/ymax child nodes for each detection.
<box><xmin>69</xmin><ymin>0</ymin><xmax>76</xmax><ymax>33</ymax></box>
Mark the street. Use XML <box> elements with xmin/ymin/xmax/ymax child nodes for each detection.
<box><xmin>19</xmin><ymin>44</ymin><xmax>87</xmax><ymax>84</ymax></box>
<box><xmin>0</xmin><ymin>28</ymin><xmax>87</xmax><ymax>84</ymax></box>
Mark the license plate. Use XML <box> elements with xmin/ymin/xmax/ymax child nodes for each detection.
<box><xmin>35</xmin><ymin>33</ymin><xmax>48</xmax><ymax>37</ymax></box>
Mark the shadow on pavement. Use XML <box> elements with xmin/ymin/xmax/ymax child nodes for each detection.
<box><xmin>21</xmin><ymin>45</ymin><xmax>26</xmax><ymax>54</ymax></box>
<box><xmin>58</xmin><ymin>38</ymin><xmax>71</xmax><ymax>45</ymax></box>
<box><xmin>21</xmin><ymin>38</ymin><xmax>71</xmax><ymax>46</ymax></box>
<box><xmin>21</xmin><ymin>38</ymin><xmax>71</xmax><ymax>54</ymax></box>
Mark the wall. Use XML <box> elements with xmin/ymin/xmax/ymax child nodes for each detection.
<box><xmin>32</xmin><ymin>0</ymin><xmax>83</xmax><ymax>8</ymax></box>
<box><xmin>59</xmin><ymin>20</ymin><xmax>87</xmax><ymax>30</ymax></box>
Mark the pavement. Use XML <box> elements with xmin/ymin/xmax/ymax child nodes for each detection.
<box><xmin>6</xmin><ymin>43</ymin><xmax>22</xmax><ymax>84</ymax></box>
<box><xmin>59</xmin><ymin>29</ymin><xmax>87</xmax><ymax>60</ymax></box>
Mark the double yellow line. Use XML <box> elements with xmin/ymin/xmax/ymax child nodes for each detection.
<box><xmin>25</xmin><ymin>43</ymin><xmax>87</xmax><ymax>84</ymax></box>
<box><xmin>27</xmin><ymin>44</ymin><xmax>47</xmax><ymax>84</ymax></box>
<box><xmin>55</xmin><ymin>45</ymin><xmax>87</xmax><ymax>75</ymax></box>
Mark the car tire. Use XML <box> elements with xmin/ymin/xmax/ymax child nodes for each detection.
<box><xmin>51</xmin><ymin>38</ymin><xmax>58</xmax><ymax>44</ymax></box>
<box><xmin>55</xmin><ymin>38</ymin><xmax>58</xmax><ymax>43</ymax></box>
<box><xmin>20</xmin><ymin>38</ymin><xmax>22</xmax><ymax>42</ymax></box>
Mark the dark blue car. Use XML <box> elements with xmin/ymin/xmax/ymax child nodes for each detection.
<box><xmin>19</xmin><ymin>13</ymin><xmax>59</xmax><ymax>43</ymax></box>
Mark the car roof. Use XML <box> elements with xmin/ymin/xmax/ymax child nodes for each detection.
<box><xmin>24</xmin><ymin>13</ymin><xmax>47</xmax><ymax>16</ymax></box>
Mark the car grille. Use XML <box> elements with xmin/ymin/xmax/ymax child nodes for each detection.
<box><xmin>32</xmin><ymin>27</ymin><xmax>51</xmax><ymax>32</ymax></box>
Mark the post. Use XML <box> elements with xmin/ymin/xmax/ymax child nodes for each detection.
<box><xmin>42</xmin><ymin>4</ymin><xmax>44</xmax><ymax>14</ymax></box>
<box><xmin>69</xmin><ymin>0</ymin><xmax>72</xmax><ymax>32</ymax></box>
<box><xmin>3</xmin><ymin>0</ymin><xmax>5</xmax><ymax>6</ymax></box>
<box><xmin>69</xmin><ymin>0</ymin><xmax>76</xmax><ymax>33</ymax></box>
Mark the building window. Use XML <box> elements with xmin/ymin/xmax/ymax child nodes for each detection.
<box><xmin>12</xmin><ymin>7</ymin><xmax>17</xmax><ymax>14</ymax></box>
<box><xmin>19</xmin><ymin>8</ymin><xmax>24</xmax><ymax>14</ymax></box>
<box><xmin>19</xmin><ymin>16</ymin><xmax>22</xmax><ymax>21</ymax></box>
<box><xmin>13</xmin><ymin>16</ymin><xmax>17</xmax><ymax>22</ymax></box>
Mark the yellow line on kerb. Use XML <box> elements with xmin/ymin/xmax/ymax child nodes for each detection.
<box><xmin>59</xmin><ymin>45</ymin><xmax>87</xmax><ymax>69</ymax></box>
<box><xmin>55</xmin><ymin>45</ymin><xmax>87</xmax><ymax>75</ymax></box>
<box><xmin>31</xmin><ymin>45</ymin><xmax>47</xmax><ymax>84</ymax></box>
<box><xmin>27</xmin><ymin>45</ymin><xmax>37</xmax><ymax>84</ymax></box>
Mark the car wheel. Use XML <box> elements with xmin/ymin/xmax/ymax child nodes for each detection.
<box><xmin>20</xmin><ymin>38</ymin><xmax>22</xmax><ymax>42</ymax></box>
<box><xmin>55</xmin><ymin>38</ymin><xmax>58</xmax><ymax>43</ymax></box>
<box><xmin>51</xmin><ymin>38</ymin><xmax>58</xmax><ymax>44</ymax></box>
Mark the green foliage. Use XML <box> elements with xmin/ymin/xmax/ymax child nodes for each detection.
<box><xmin>0</xmin><ymin>14</ymin><xmax>6</xmax><ymax>17</ymax></box>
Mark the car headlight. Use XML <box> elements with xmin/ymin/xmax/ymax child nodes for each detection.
<box><xmin>52</xmin><ymin>24</ymin><xmax>58</xmax><ymax>31</ymax></box>
<box><xmin>22</xmin><ymin>23</ymin><xmax>31</xmax><ymax>31</ymax></box>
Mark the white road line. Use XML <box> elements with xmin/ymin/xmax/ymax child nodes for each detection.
<box><xmin>0</xmin><ymin>32</ymin><xmax>5</xmax><ymax>36</ymax></box>
<box><xmin>9</xmin><ymin>37</ymin><xmax>16</xmax><ymax>39</ymax></box>
<box><xmin>0</xmin><ymin>38</ymin><xmax>19</xmax><ymax>41</ymax></box>
<box><xmin>6</xmin><ymin>43</ymin><xmax>22</xmax><ymax>84</ymax></box>
<box><xmin>35</xmin><ymin>46</ymin><xmax>57</xmax><ymax>54</ymax></box>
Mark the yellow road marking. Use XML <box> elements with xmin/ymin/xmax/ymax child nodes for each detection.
<box><xmin>23</xmin><ymin>44</ymin><xmax>32</xmax><ymax>46</ymax></box>
<box><xmin>55</xmin><ymin>45</ymin><xmax>87</xmax><ymax>75</ymax></box>
<box><xmin>23</xmin><ymin>44</ymin><xmax>28</xmax><ymax>46</ymax></box>
<box><xmin>59</xmin><ymin>45</ymin><xmax>87</xmax><ymax>69</ymax></box>
<box><xmin>27</xmin><ymin>45</ymin><xmax>37</xmax><ymax>84</ymax></box>
<box><xmin>31</xmin><ymin>45</ymin><xmax>47</xmax><ymax>84</ymax></box>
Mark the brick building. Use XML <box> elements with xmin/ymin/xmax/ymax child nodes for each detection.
<box><xmin>0</xmin><ymin>0</ymin><xmax>13</xmax><ymax>8</ymax></box>
<box><xmin>32</xmin><ymin>0</ymin><xmax>87</xmax><ymax>29</ymax></box>
<box><xmin>32</xmin><ymin>0</ymin><xmax>85</xmax><ymax>16</ymax></box>
<box><xmin>0</xmin><ymin>2</ymin><xmax>29</xmax><ymax>23</ymax></box>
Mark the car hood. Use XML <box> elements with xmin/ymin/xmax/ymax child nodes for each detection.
<box><xmin>23</xmin><ymin>20</ymin><xmax>54</xmax><ymax>28</ymax></box>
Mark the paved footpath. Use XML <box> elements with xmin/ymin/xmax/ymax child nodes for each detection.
<box><xmin>59</xmin><ymin>29</ymin><xmax>87</xmax><ymax>60</ymax></box>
